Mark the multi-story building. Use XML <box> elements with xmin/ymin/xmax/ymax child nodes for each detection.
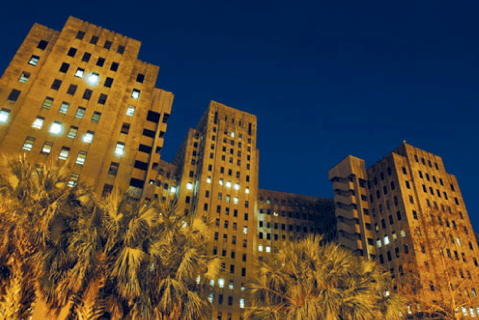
<box><xmin>329</xmin><ymin>142</ymin><xmax>479</xmax><ymax>317</ymax></box>
<box><xmin>0</xmin><ymin>16</ymin><xmax>173</xmax><ymax>197</ymax></box>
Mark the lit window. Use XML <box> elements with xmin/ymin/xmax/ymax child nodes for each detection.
<box><xmin>234</xmin><ymin>197</ymin><xmax>239</xmax><ymax>204</ymax></box>
<box><xmin>234</xmin><ymin>183</ymin><xmax>240</xmax><ymax>190</ymax></box>
<box><xmin>210</xmin><ymin>280</ymin><xmax>214</xmax><ymax>286</ymax></box>
<box><xmin>76</xmin><ymin>151</ymin><xmax>87</xmax><ymax>165</ymax></box>
<box><xmin>68</xmin><ymin>174</ymin><xmax>79</xmax><ymax>187</ymax></box>
<box><xmin>58</xmin><ymin>147</ymin><xmax>70</xmax><ymax>160</ymax></box>
<box><xmin>401</xmin><ymin>230</ymin><xmax>406</xmax><ymax>237</ymax></box>
<box><xmin>231</xmin><ymin>131</ymin><xmax>235</xmax><ymax>138</ymax></box>
<box><xmin>226</xmin><ymin>181</ymin><xmax>232</xmax><ymax>188</ymax></box>
<box><xmin>67</xmin><ymin>126</ymin><xmax>78</xmax><ymax>138</ymax></box>
<box><xmin>392</xmin><ymin>232</ymin><xmax>397</xmax><ymax>241</ymax></box>
<box><xmin>41</xmin><ymin>142</ymin><xmax>52</xmax><ymax>154</ymax></box>
<box><xmin>74</xmin><ymin>68</ymin><xmax>84</xmax><ymax>78</ymax></box>
<box><xmin>186</xmin><ymin>182</ymin><xmax>193</xmax><ymax>190</ymax></box>
<box><xmin>208</xmin><ymin>293</ymin><xmax>214</xmax><ymax>303</ymax></box>
<box><xmin>377</xmin><ymin>239</ymin><xmax>382</xmax><ymax>248</ymax></box>
<box><xmin>240</xmin><ymin>298</ymin><xmax>245</xmax><ymax>309</ymax></box>
<box><xmin>49</xmin><ymin>121</ymin><xmax>63</xmax><ymax>135</ymax></box>
<box><xmin>82</xmin><ymin>131</ymin><xmax>94</xmax><ymax>143</ymax></box>
<box><xmin>243</xmin><ymin>227</ymin><xmax>248</xmax><ymax>234</ymax></box>
<box><xmin>59</xmin><ymin>102</ymin><xmax>70</xmax><ymax>114</ymax></box>
<box><xmin>170</xmin><ymin>186</ymin><xmax>177</xmax><ymax>193</ymax></box>
<box><xmin>42</xmin><ymin>97</ymin><xmax>54</xmax><ymax>109</ymax></box>
<box><xmin>457</xmin><ymin>237</ymin><xmax>462</xmax><ymax>246</ymax></box>
<box><xmin>91</xmin><ymin>112</ymin><xmax>101</xmax><ymax>123</ymax></box>
<box><xmin>75</xmin><ymin>107</ymin><xmax>86</xmax><ymax>119</ymax></box>
<box><xmin>86</xmin><ymin>73</ymin><xmax>99</xmax><ymax>85</ymax></box>
<box><xmin>258</xmin><ymin>245</ymin><xmax>263</xmax><ymax>252</ymax></box>
<box><xmin>273</xmin><ymin>212</ymin><xmax>278</xmax><ymax>216</ymax></box>
<box><xmin>115</xmin><ymin>142</ymin><xmax>125</xmax><ymax>156</ymax></box>
<box><xmin>22</xmin><ymin>137</ymin><xmax>35</xmax><ymax>151</ymax></box>
<box><xmin>218</xmin><ymin>278</ymin><xmax>224</xmax><ymax>288</ymax></box>
<box><xmin>219</xmin><ymin>178</ymin><xmax>224</xmax><ymax>186</ymax></box>
<box><xmin>126</xmin><ymin>106</ymin><xmax>135</xmax><ymax>116</ymax></box>
<box><xmin>266</xmin><ymin>246</ymin><xmax>271</xmax><ymax>253</ymax></box>
<box><xmin>28</xmin><ymin>55</ymin><xmax>39</xmax><ymax>65</ymax></box>
<box><xmin>207</xmin><ymin>176</ymin><xmax>211</xmax><ymax>183</ymax></box>
<box><xmin>131</xmin><ymin>89</ymin><xmax>140</xmax><ymax>99</ymax></box>
<box><xmin>32</xmin><ymin>117</ymin><xmax>44</xmax><ymax>129</ymax></box>
<box><xmin>0</xmin><ymin>109</ymin><xmax>10</xmax><ymax>123</ymax></box>
<box><xmin>245</xmin><ymin>187</ymin><xmax>250</xmax><ymax>194</ymax></box>
<box><xmin>384</xmin><ymin>235</ymin><xmax>390</xmax><ymax>245</ymax></box>
<box><xmin>228</xmin><ymin>281</ymin><xmax>234</xmax><ymax>290</ymax></box>
<box><xmin>19</xmin><ymin>72</ymin><xmax>30</xmax><ymax>83</ymax></box>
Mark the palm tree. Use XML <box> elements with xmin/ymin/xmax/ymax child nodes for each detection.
<box><xmin>0</xmin><ymin>156</ymin><xmax>92</xmax><ymax>320</ymax></box>
<box><xmin>245</xmin><ymin>236</ymin><xmax>405</xmax><ymax>320</ymax></box>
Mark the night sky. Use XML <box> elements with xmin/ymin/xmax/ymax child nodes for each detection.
<box><xmin>1</xmin><ymin>1</ymin><xmax>478</xmax><ymax>230</ymax></box>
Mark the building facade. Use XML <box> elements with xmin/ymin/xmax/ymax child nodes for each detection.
<box><xmin>329</xmin><ymin>142</ymin><xmax>479</xmax><ymax>317</ymax></box>
<box><xmin>0</xmin><ymin>16</ymin><xmax>173</xmax><ymax>197</ymax></box>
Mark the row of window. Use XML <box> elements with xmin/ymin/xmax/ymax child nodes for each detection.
<box><xmin>209</xmin><ymin>293</ymin><xmax>245</xmax><ymax>308</ymax></box>
<box><xmin>75</xmin><ymin>31</ymin><xmax>126</xmax><ymax>54</ymax></box>
<box><xmin>215</xmin><ymin>205</ymin><xmax>249</xmax><ymax>220</ymax></box>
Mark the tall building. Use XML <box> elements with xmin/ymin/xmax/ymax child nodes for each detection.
<box><xmin>0</xmin><ymin>16</ymin><xmax>173</xmax><ymax>197</ymax></box>
<box><xmin>329</xmin><ymin>142</ymin><xmax>479</xmax><ymax>317</ymax></box>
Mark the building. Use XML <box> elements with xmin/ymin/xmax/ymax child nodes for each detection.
<box><xmin>329</xmin><ymin>142</ymin><xmax>479</xmax><ymax>317</ymax></box>
<box><xmin>0</xmin><ymin>16</ymin><xmax>173</xmax><ymax>197</ymax></box>
<box><xmin>0</xmin><ymin>18</ymin><xmax>335</xmax><ymax>320</ymax></box>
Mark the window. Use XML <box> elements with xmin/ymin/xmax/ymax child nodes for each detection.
<box><xmin>59</xmin><ymin>63</ymin><xmax>70</xmax><ymax>73</ymax></box>
<box><xmin>75</xmin><ymin>107</ymin><xmax>86</xmax><ymax>119</ymax></box>
<box><xmin>98</xmin><ymin>94</ymin><xmax>107</xmax><ymax>105</ymax></box>
<box><xmin>117</xmin><ymin>45</ymin><xmax>125</xmax><ymax>54</ymax></box>
<box><xmin>125</xmin><ymin>106</ymin><xmax>135</xmax><ymax>116</ymax></box>
<box><xmin>67</xmin><ymin>48</ymin><xmax>77</xmax><ymax>57</ymax></box>
<box><xmin>76</xmin><ymin>31</ymin><xmax>85</xmax><ymax>39</ymax></box>
<box><xmin>405</xmin><ymin>181</ymin><xmax>410</xmax><ymax>189</ymax></box>
<box><xmin>136</xmin><ymin>74</ymin><xmax>145</xmax><ymax>83</ymax></box>
<box><xmin>36</xmin><ymin>40</ymin><xmax>48</xmax><ymax>50</ymax></box>
<box><xmin>83</xmin><ymin>89</ymin><xmax>92</xmax><ymax>100</ymax></box>
<box><xmin>131</xmin><ymin>89</ymin><xmax>140</xmax><ymax>99</ymax></box>
<box><xmin>32</xmin><ymin>116</ymin><xmax>44</xmax><ymax>129</ymax></box>
<box><xmin>110</xmin><ymin>62</ymin><xmax>119</xmax><ymax>71</ymax></box>
<box><xmin>76</xmin><ymin>151</ymin><xmax>87</xmax><ymax>165</ymax></box>
<box><xmin>96</xmin><ymin>57</ymin><xmax>105</xmax><ymax>67</ymax></box>
<box><xmin>103</xmin><ymin>40</ymin><xmax>112</xmax><ymax>49</ymax></box>
<box><xmin>82</xmin><ymin>52</ymin><xmax>91</xmax><ymax>62</ymax></box>
<box><xmin>21</xmin><ymin>136</ymin><xmax>36</xmax><ymax>151</ymax></box>
<box><xmin>108</xmin><ymin>162</ymin><xmax>119</xmax><ymax>176</ymax></box>
<box><xmin>104</xmin><ymin>77</ymin><xmax>113</xmax><ymax>88</ymax></box>
<box><xmin>67</xmin><ymin>126</ymin><xmax>78</xmax><ymax>138</ymax></box>
<box><xmin>68</xmin><ymin>174</ymin><xmax>79</xmax><ymax>188</ymax></box>
<box><xmin>75</xmin><ymin>68</ymin><xmax>84</xmax><ymax>78</ymax></box>
<box><xmin>0</xmin><ymin>109</ymin><xmax>10</xmax><ymax>123</ymax></box>
<box><xmin>58</xmin><ymin>147</ymin><xmax>70</xmax><ymax>160</ymax></box>
<box><xmin>162</xmin><ymin>113</ymin><xmax>170</xmax><ymax>124</ymax></box>
<box><xmin>40</xmin><ymin>141</ymin><xmax>52</xmax><ymax>154</ymax></box>
<box><xmin>18</xmin><ymin>72</ymin><xmax>30</xmax><ymax>83</ymax></box>
<box><xmin>115</xmin><ymin>142</ymin><xmax>125</xmax><ymax>156</ymax></box>
<box><xmin>28</xmin><ymin>55</ymin><xmax>40</xmax><ymax>65</ymax></box>
<box><xmin>91</xmin><ymin>112</ymin><xmax>101</xmax><ymax>123</ymax></box>
<box><xmin>67</xmin><ymin>84</ymin><xmax>77</xmax><ymax>95</ymax></box>
<box><xmin>59</xmin><ymin>102</ymin><xmax>70</xmax><ymax>114</ymax></box>
<box><xmin>82</xmin><ymin>131</ymin><xmax>94</xmax><ymax>143</ymax></box>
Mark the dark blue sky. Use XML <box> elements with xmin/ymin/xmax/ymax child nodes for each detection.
<box><xmin>1</xmin><ymin>1</ymin><xmax>478</xmax><ymax>230</ymax></box>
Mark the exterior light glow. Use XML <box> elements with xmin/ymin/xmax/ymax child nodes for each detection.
<box><xmin>186</xmin><ymin>182</ymin><xmax>193</xmax><ymax>190</ymax></box>
<box><xmin>49</xmin><ymin>122</ymin><xmax>63</xmax><ymax>134</ymax></box>
<box><xmin>170</xmin><ymin>186</ymin><xmax>177</xmax><ymax>193</ymax></box>
<box><xmin>226</xmin><ymin>181</ymin><xmax>231</xmax><ymax>188</ymax></box>
<box><xmin>115</xmin><ymin>143</ymin><xmax>125</xmax><ymax>156</ymax></box>
<box><xmin>0</xmin><ymin>109</ymin><xmax>10</xmax><ymax>123</ymax></box>
<box><xmin>86</xmin><ymin>73</ymin><xmax>100</xmax><ymax>85</ymax></box>
<box><xmin>234</xmin><ymin>183</ymin><xmax>240</xmax><ymax>190</ymax></box>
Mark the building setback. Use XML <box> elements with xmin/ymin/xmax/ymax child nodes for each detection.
<box><xmin>329</xmin><ymin>142</ymin><xmax>479</xmax><ymax>317</ymax></box>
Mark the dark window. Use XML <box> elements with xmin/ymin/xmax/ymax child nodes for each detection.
<box><xmin>121</xmin><ymin>123</ymin><xmax>130</xmax><ymax>134</ymax></box>
<box><xmin>37</xmin><ymin>40</ymin><xmax>48</xmax><ymax>50</ymax></box>
<box><xmin>104</xmin><ymin>40</ymin><xmax>112</xmax><ymax>49</ymax></box>
<box><xmin>136</xmin><ymin>74</ymin><xmax>145</xmax><ymax>83</ymax></box>
<box><xmin>162</xmin><ymin>113</ymin><xmax>170</xmax><ymax>124</ymax></box>
<box><xmin>67</xmin><ymin>47</ymin><xmax>77</xmax><ymax>57</ymax></box>
<box><xmin>138</xmin><ymin>144</ymin><xmax>152</xmax><ymax>154</ymax></box>
<box><xmin>159</xmin><ymin>131</ymin><xmax>165</xmax><ymax>138</ymax></box>
<box><xmin>134</xmin><ymin>160</ymin><xmax>148</xmax><ymax>171</ymax></box>
<box><xmin>104</xmin><ymin>77</ymin><xmax>113</xmax><ymax>88</ymax></box>
<box><xmin>83</xmin><ymin>89</ymin><xmax>92</xmax><ymax>100</ymax></box>
<box><xmin>143</xmin><ymin>129</ymin><xmax>155</xmax><ymax>138</ymax></box>
<box><xmin>108</xmin><ymin>162</ymin><xmax>120</xmax><ymax>176</ymax></box>
<box><xmin>59</xmin><ymin>62</ymin><xmax>70</xmax><ymax>73</ymax></box>
<box><xmin>147</xmin><ymin>110</ymin><xmax>161</xmax><ymax>123</ymax></box>
<box><xmin>129</xmin><ymin>178</ymin><xmax>145</xmax><ymax>189</ymax></box>
<box><xmin>98</xmin><ymin>94</ymin><xmax>107</xmax><ymax>105</ymax></box>
<box><xmin>67</xmin><ymin>84</ymin><xmax>78</xmax><ymax>95</ymax></box>
<box><xmin>76</xmin><ymin>31</ymin><xmax>85</xmax><ymax>40</ymax></box>
<box><xmin>96</xmin><ymin>57</ymin><xmax>105</xmax><ymax>67</ymax></box>
<box><xmin>7</xmin><ymin>89</ymin><xmax>21</xmax><ymax>101</ymax></box>
<box><xmin>102</xmin><ymin>184</ymin><xmax>113</xmax><ymax>197</ymax></box>
<box><xmin>90</xmin><ymin>36</ymin><xmax>99</xmax><ymax>44</ymax></box>
<box><xmin>51</xmin><ymin>79</ymin><xmax>62</xmax><ymax>90</ymax></box>
<box><xmin>110</xmin><ymin>62</ymin><xmax>119</xmax><ymax>71</ymax></box>
<box><xmin>117</xmin><ymin>45</ymin><xmax>125</xmax><ymax>54</ymax></box>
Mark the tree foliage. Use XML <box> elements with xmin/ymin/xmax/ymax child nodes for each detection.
<box><xmin>245</xmin><ymin>236</ymin><xmax>405</xmax><ymax>320</ymax></box>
